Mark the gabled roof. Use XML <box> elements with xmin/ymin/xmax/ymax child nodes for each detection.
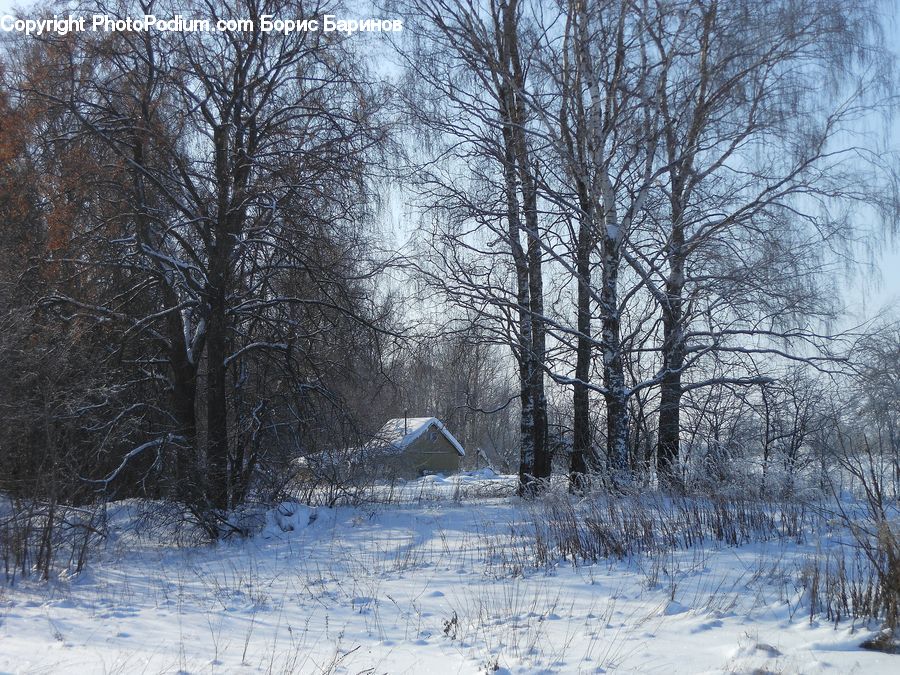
<box><xmin>373</xmin><ymin>417</ymin><xmax>466</xmax><ymax>456</ymax></box>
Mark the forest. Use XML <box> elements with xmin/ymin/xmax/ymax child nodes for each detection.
<box><xmin>0</xmin><ymin>2</ymin><xmax>899</xmax><ymax>663</ymax></box>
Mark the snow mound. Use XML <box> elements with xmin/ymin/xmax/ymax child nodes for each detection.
<box><xmin>262</xmin><ymin>501</ymin><xmax>317</xmax><ymax>538</ymax></box>
<box><xmin>458</xmin><ymin>467</ymin><xmax>500</xmax><ymax>480</ymax></box>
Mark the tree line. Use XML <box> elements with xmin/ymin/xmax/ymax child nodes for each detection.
<box><xmin>0</xmin><ymin>0</ymin><xmax>897</xmax><ymax>535</ymax></box>
<box><xmin>397</xmin><ymin>0</ymin><xmax>897</xmax><ymax>492</ymax></box>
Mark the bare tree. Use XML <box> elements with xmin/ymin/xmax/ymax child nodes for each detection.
<box><xmin>531</xmin><ymin>0</ymin><xmax>661</xmax><ymax>482</ymax></box>
<box><xmin>630</xmin><ymin>0</ymin><xmax>898</xmax><ymax>483</ymax></box>
<box><xmin>396</xmin><ymin>0</ymin><xmax>552</xmax><ymax>492</ymax></box>
<box><xmin>8</xmin><ymin>0</ymin><xmax>389</xmax><ymax>530</ymax></box>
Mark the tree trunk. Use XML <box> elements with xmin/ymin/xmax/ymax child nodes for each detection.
<box><xmin>500</xmin><ymin>0</ymin><xmax>548</xmax><ymax>493</ymax></box>
<box><xmin>559</xmin><ymin>7</ymin><xmax>601</xmax><ymax>488</ymax></box>
<box><xmin>599</xmin><ymin>177</ymin><xmax>629</xmax><ymax>480</ymax></box>
<box><xmin>523</xmin><ymin>170</ymin><xmax>550</xmax><ymax>483</ymax></box>
<box><xmin>601</xmin><ymin>252</ymin><xmax>629</xmax><ymax>479</ymax></box>
<box><xmin>571</xmin><ymin>206</ymin><xmax>593</xmax><ymax>487</ymax></box>
<box><xmin>574</xmin><ymin>0</ymin><xmax>631</xmax><ymax>484</ymax></box>
<box><xmin>656</xmin><ymin>351</ymin><xmax>682</xmax><ymax>485</ymax></box>
<box><xmin>206</xmin><ymin>123</ymin><xmax>235</xmax><ymax>513</ymax></box>
<box><xmin>206</xmin><ymin>271</ymin><xmax>229</xmax><ymax>512</ymax></box>
<box><xmin>657</xmin><ymin>210</ymin><xmax>685</xmax><ymax>488</ymax></box>
<box><xmin>501</xmin><ymin>124</ymin><xmax>536</xmax><ymax>495</ymax></box>
<box><xmin>132</xmin><ymin>118</ymin><xmax>202</xmax><ymax>504</ymax></box>
<box><xmin>168</xmin><ymin>334</ymin><xmax>198</xmax><ymax>501</ymax></box>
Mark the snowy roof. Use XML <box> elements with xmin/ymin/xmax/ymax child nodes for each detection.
<box><xmin>373</xmin><ymin>417</ymin><xmax>466</xmax><ymax>456</ymax></box>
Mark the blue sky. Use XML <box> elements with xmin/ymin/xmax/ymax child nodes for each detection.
<box><xmin>1</xmin><ymin>0</ymin><xmax>897</xmax><ymax>316</ymax></box>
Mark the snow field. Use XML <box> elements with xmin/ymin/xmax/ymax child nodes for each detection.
<box><xmin>0</xmin><ymin>475</ymin><xmax>896</xmax><ymax>674</ymax></box>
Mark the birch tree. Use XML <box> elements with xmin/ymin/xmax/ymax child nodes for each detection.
<box><xmin>397</xmin><ymin>0</ymin><xmax>552</xmax><ymax>492</ymax></box>
<box><xmin>635</xmin><ymin>0</ymin><xmax>898</xmax><ymax>482</ymax></box>
<box><xmin>528</xmin><ymin>0</ymin><xmax>661</xmax><ymax>481</ymax></box>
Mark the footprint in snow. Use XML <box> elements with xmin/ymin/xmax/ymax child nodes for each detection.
<box><xmin>661</xmin><ymin>600</ymin><xmax>689</xmax><ymax>616</ymax></box>
<box><xmin>690</xmin><ymin>619</ymin><xmax>724</xmax><ymax>633</ymax></box>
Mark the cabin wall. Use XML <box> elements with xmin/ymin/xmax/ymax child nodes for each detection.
<box><xmin>396</xmin><ymin>431</ymin><xmax>461</xmax><ymax>477</ymax></box>
<box><xmin>294</xmin><ymin>424</ymin><xmax>464</xmax><ymax>483</ymax></box>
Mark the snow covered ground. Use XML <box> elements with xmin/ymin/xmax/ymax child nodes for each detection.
<box><xmin>0</xmin><ymin>473</ymin><xmax>895</xmax><ymax>674</ymax></box>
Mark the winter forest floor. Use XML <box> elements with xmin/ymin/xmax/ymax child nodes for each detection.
<box><xmin>0</xmin><ymin>473</ymin><xmax>897</xmax><ymax>674</ymax></box>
